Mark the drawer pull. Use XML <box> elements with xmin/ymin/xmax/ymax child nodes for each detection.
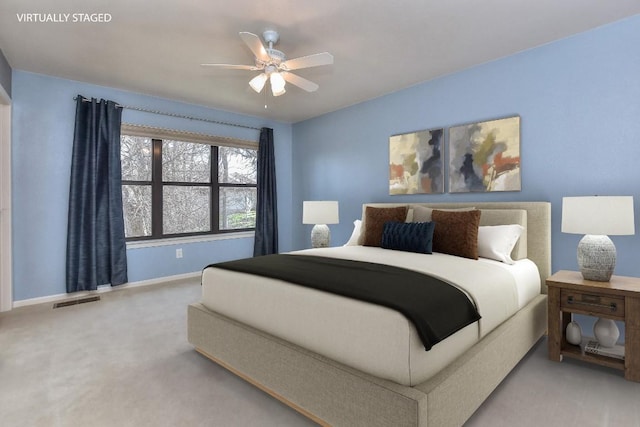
<box><xmin>567</xmin><ymin>296</ymin><xmax>617</xmax><ymax>312</ymax></box>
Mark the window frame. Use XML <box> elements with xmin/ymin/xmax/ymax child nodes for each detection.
<box><xmin>120</xmin><ymin>124</ymin><xmax>258</xmax><ymax>242</ymax></box>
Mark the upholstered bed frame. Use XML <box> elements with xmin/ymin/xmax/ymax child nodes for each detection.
<box><xmin>188</xmin><ymin>202</ymin><xmax>551</xmax><ymax>426</ymax></box>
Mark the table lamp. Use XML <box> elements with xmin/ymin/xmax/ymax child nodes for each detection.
<box><xmin>303</xmin><ymin>201</ymin><xmax>339</xmax><ymax>248</ymax></box>
<box><xmin>561</xmin><ymin>196</ymin><xmax>635</xmax><ymax>281</ymax></box>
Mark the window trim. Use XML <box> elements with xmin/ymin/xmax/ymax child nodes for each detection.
<box><xmin>126</xmin><ymin>231</ymin><xmax>255</xmax><ymax>249</ymax></box>
<box><xmin>120</xmin><ymin>124</ymin><xmax>258</xmax><ymax>241</ymax></box>
<box><xmin>121</xmin><ymin>124</ymin><xmax>257</xmax><ymax>149</ymax></box>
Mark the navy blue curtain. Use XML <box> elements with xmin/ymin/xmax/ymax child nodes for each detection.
<box><xmin>66</xmin><ymin>96</ymin><xmax>128</xmax><ymax>292</ymax></box>
<box><xmin>253</xmin><ymin>127</ymin><xmax>278</xmax><ymax>256</ymax></box>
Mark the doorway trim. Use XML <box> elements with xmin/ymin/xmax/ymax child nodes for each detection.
<box><xmin>0</xmin><ymin>84</ymin><xmax>12</xmax><ymax>312</ymax></box>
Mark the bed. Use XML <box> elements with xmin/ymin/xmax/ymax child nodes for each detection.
<box><xmin>188</xmin><ymin>202</ymin><xmax>551</xmax><ymax>426</ymax></box>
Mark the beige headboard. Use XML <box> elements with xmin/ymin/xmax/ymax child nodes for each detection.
<box><xmin>361</xmin><ymin>201</ymin><xmax>551</xmax><ymax>293</ymax></box>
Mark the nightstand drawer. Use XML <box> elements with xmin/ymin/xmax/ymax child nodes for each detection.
<box><xmin>560</xmin><ymin>290</ymin><xmax>625</xmax><ymax>318</ymax></box>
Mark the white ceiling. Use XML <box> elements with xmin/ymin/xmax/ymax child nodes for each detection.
<box><xmin>1</xmin><ymin>1</ymin><xmax>639</xmax><ymax>123</ymax></box>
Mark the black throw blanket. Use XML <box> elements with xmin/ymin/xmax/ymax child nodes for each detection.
<box><xmin>208</xmin><ymin>254</ymin><xmax>481</xmax><ymax>351</ymax></box>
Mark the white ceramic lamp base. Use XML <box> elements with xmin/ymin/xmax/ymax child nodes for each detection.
<box><xmin>577</xmin><ymin>234</ymin><xmax>616</xmax><ymax>282</ymax></box>
<box><xmin>310</xmin><ymin>224</ymin><xmax>330</xmax><ymax>248</ymax></box>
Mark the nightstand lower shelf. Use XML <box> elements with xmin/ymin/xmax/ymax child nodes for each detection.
<box><xmin>560</xmin><ymin>344</ymin><xmax>625</xmax><ymax>371</ymax></box>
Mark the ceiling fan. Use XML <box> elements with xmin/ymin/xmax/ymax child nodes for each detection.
<box><xmin>202</xmin><ymin>30</ymin><xmax>333</xmax><ymax>97</ymax></box>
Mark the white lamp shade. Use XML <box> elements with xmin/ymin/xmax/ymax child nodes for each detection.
<box><xmin>303</xmin><ymin>201</ymin><xmax>339</xmax><ymax>225</ymax></box>
<box><xmin>249</xmin><ymin>73</ymin><xmax>267</xmax><ymax>93</ymax></box>
<box><xmin>270</xmin><ymin>72</ymin><xmax>286</xmax><ymax>96</ymax></box>
<box><xmin>562</xmin><ymin>196</ymin><xmax>635</xmax><ymax>235</ymax></box>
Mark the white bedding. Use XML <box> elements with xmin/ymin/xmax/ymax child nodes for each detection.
<box><xmin>201</xmin><ymin>246</ymin><xmax>540</xmax><ymax>386</ymax></box>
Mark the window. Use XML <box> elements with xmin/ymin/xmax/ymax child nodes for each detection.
<box><xmin>120</xmin><ymin>125</ymin><xmax>257</xmax><ymax>240</ymax></box>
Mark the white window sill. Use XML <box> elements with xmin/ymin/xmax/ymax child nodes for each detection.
<box><xmin>126</xmin><ymin>231</ymin><xmax>255</xmax><ymax>249</ymax></box>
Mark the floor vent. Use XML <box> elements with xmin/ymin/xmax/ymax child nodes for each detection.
<box><xmin>53</xmin><ymin>296</ymin><xmax>101</xmax><ymax>309</ymax></box>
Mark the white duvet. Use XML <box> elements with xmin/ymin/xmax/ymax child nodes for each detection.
<box><xmin>201</xmin><ymin>246</ymin><xmax>540</xmax><ymax>386</ymax></box>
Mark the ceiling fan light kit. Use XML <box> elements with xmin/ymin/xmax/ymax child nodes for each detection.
<box><xmin>248</xmin><ymin>73</ymin><xmax>267</xmax><ymax>93</ymax></box>
<box><xmin>269</xmin><ymin>72</ymin><xmax>286</xmax><ymax>96</ymax></box>
<box><xmin>202</xmin><ymin>30</ymin><xmax>333</xmax><ymax>98</ymax></box>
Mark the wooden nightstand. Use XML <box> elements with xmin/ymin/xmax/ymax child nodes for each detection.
<box><xmin>547</xmin><ymin>270</ymin><xmax>640</xmax><ymax>382</ymax></box>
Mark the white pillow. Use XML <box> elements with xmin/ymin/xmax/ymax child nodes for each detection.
<box><xmin>477</xmin><ymin>224</ymin><xmax>524</xmax><ymax>264</ymax></box>
<box><xmin>344</xmin><ymin>219</ymin><xmax>362</xmax><ymax>246</ymax></box>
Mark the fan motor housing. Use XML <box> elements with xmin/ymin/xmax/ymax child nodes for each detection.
<box><xmin>266</xmin><ymin>48</ymin><xmax>285</xmax><ymax>63</ymax></box>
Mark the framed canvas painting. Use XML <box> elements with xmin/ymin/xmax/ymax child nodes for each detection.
<box><xmin>389</xmin><ymin>128</ymin><xmax>444</xmax><ymax>195</ymax></box>
<box><xmin>448</xmin><ymin>116</ymin><xmax>521</xmax><ymax>193</ymax></box>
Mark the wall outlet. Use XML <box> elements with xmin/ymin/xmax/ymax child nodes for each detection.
<box><xmin>176</xmin><ymin>248</ymin><xmax>183</xmax><ymax>259</ymax></box>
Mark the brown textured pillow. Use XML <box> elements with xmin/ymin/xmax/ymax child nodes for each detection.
<box><xmin>432</xmin><ymin>209</ymin><xmax>481</xmax><ymax>259</ymax></box>
<box><xmin>362</xmin><ymin>206</ymin><xmax>409</xmax><ymax>247</ymax></box>
<box><xmin>411</xmin><ymin>206</ymin><xmax>476</xmax><ymax>222</ymax></box>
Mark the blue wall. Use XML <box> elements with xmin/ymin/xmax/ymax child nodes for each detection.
<box><xmin>292</xmin><ymin>15</ymin><xmax>640</xmax><ymax>340</ymax></box>
<box><xmin>292</xmin><ymin>15</ymin><xmax>640</xmax><ymax>280</ymax></box>
<box><xmin>11</xmin><ymin>71</ymin><xmax>293</xmax><ymax>301</ymax></box>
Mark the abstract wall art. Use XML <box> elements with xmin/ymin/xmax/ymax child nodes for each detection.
<box><xmin>448</xmin><ymin>116</ymin><xmax>521</xmax><ymax>193</ymax></box>
<box><xmin>389</xmin><ymin>128</ymin><xmax>444</xmax><ymax>195</ymax></box>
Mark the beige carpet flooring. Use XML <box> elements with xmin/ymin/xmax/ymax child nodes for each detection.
<box><xmin>1</xmin><ymin>280</ymin><xmax>639</xmax><ymax>427</ymax></box>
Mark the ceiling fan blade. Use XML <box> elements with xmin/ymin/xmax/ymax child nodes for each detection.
<box><xmin>281</xmin><ymin>52</ymin><xmax>333</xmax><ymax>71</ymax></box>
<box><xmin>239</xmin><ymin>32</ymin><xmax>270</xmax><ymax>62</ymax></box>
<box><xmin>200</xmin><ymin>63</ymin><xmax>261</xmax><ymax>70</ymax></box>
<box><xmin>281</xmin><ymin>71</ymin><xmax>319</xmax><ymax>92</ymax></box>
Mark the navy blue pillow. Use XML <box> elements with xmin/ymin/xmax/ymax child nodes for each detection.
<box><xmin>381</xmin><ymin>221</ymin><xmax>435</xmax><ymax>254</ymax></box>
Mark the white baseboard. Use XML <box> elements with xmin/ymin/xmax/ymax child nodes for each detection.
<box><xmin>12</xmin><ymin>271</ymin><xmax>201</xmax><ymax>309</ymax></box>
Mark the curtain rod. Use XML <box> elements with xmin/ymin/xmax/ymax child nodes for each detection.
<box><xmin>73</xmin><ymin>96</ymin><xmax>261</xmax><ymax>131</ymax></box>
